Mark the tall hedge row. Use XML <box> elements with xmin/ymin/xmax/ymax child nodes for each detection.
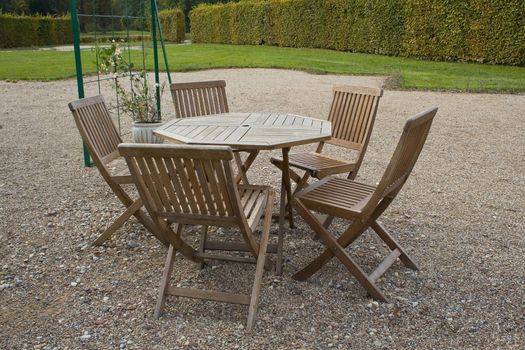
<box><xmin>0</xmin><ymin>14</ymin><xmax>72</xmax><ymax>48</ymax></box>
<box><xmin>190</xmin><ymin>0</ymin><xmax>525</xmax><ymax>66</ymax></box>
<box><xmin>403</xmin><ymin>0</ymin><xmax>525</xmax><ymax>65</ymax></box>
<box><xmin>190</xmin><ymin>0</ymin><xmax>410</xmax><ymax>55</ymax></box>
<box><xmin>159</xmin><ymin>9</ymin><xmax>185</xmax><ymax>43</ymax></box>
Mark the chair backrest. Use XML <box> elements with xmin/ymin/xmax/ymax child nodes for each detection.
<box><xmin>68</xmin><ymin>95</ymin><xmax>123</xmax><ymax>175</ymax></box>
<box><xmin>170</xmin><ymin>80</ymin><xmax>229</xmax><ymax>118</ymax></box>
<box><xmin>119</xmin><ymin>143</ymin><xmax>259</xmax><ymax>253</ymax></box>
<box><xmin>327</xmin><ymin>85</ymin><xmax>383</xmax><ymax>152</ymax></box>
<box><xmin>363</xmin><ymin>107</ymin><xmax>437</xmax><ymax>217</ymax></box>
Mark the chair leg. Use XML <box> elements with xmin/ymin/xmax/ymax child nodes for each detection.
<box><xmin>371</xmin><ymin>221</ymin><xmax>419</xmax><ymax>270</ymax></box>
<box><xmin>246</xmin><ymin>201</ymin><xmax>272</xmax><ymax>333</ymax></box>
<box><xmin>133</xmin><ymin>208</ymin><xmax>170</xmax><ymax>246</ymax></box>
<box><xmin>294</xmin><ymin>199</ymin><xmax>394</xmax><ymax>280</ymax></box>
<box><xmin>277</xmin><ymin>182</ymin><xmax>286</xmax><ymax>275</ymax></box>
<box><xmin>154</xmin><ymin>243</ymin><xmax>177</xmax><ymax>318</ymax></box>
<box><xmin>294</xmin><ymin>172</ymin><xmax>311</xmax><ymax>195</ymax></box>
<box><xmin>293</xmin><ymin>200</ymin><xmax>387</xmax><ymax>301</ymax></box>
<box><xmin>293</xmin><ymin>219</ymin><xmax>366</xmax><ymax>281</ymax></box>
<box><xmin>321</xmin><ymin>215</ymin><xmax>335</xmax><ymax>229</ymax></box>
<box><xmin>314</xmin><ymin>175</ymin><xmax>334</xmax><ymax>231</ymax></box>
<box><xmin>157</xmin><ymin>221</ymin><xmax>203</xmax><ymax>264</ymax></box>
<box><xmin>198</xmin><ymin>225</ymin><xmax>208</xmax><ymax>269</ymax></box>
<box><xmin>270</xmin><ymin>157</ymin><xmax>303</xmax><ymax>185</ymax></box>
<box><xmin>109</xmin><ymin>183</ymin><xmax>169</xmax><ymax>246</ymax></box>
<box><xmin>93</xmin><ymin>197</ymin><xmax>143</xmax><ymax>246</ymax></box>
<box><xmin>270</xmin><ymin>160</ymin><xmax>305</xmax><ymax>223</ymax></box>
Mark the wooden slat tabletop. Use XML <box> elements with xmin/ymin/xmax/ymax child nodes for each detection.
<box><xmin>155</xmin><ymin>112</ymin><xmax>332</xmax><ymax>150</ymax></box>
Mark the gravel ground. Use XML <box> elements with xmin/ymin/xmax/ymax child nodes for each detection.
<box><xmin>1</xmin><ymin>69</ymin><xmax>524</xmax><ymax>349</ymax></box>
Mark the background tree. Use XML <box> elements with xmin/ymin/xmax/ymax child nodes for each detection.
<box><xmin>0</xmin><ymin>0</ymin><xmax>29</xmax><ymax>14</ymax></box>
<box><xmin>28</xmin><ymin>0</ymin><xmax>69</xmax><ymax>15</ymax></box>
<box><xmin>0</xmin><ymin>0</ymin><xmax>239</xmax><ymax>32</ymax></box>
<box><xmin>12</xmin><ymin>0</ymin><xmax>28</xmax><ymax>14</ymax></box>
<box><xmin>157</xmin><ymin>0</ymin><xmax>239</xmax><ymax>31</ymax></box>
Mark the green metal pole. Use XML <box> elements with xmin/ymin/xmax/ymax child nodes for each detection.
<box><xmin>152</xmin><ymin>0</ymin><xmax>172</xmax><ymax>84</ymax></box>
<box><xmin>151</xmin><ymin>0</ymin><xmax>161</xmax><ymax>121</ymax></box>
<box><xmin>70</xmin><ymin>0</ymin><xmax>92</xmax><ymax>167</ymax></box>
<box><xmin>70</xmin><ymin>0</ymin><xmax>83</xmax><ymax>98</ymax></box>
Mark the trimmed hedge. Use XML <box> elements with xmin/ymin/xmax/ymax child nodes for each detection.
<box><xmin>191</xmin><ymin>0</ymin><xmax>407</xmax><ymax>55</ymax></box>
<box><xmin>0</xmin><ymin>14</ymin><xmax>72</xmax><ymax>48</ymax></box>
<box><xmin>403</xmin><ymin>0</ymin><xmax>525</xmax><ymax>65</ymax></box>
<box><xmin>159</xmin><ymin>9</ymin><xmax>185</xmax><ymax>43</ymax></box>
<box><xmin>190</xmin><ymin>0</ymin><xmax>525</xmax><ymax>66</ymax></box>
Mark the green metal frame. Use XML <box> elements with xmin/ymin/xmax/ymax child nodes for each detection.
<box><xmin>69</xmin><ymin>0</ymin><xmax>172</xmax><ymax>167</ymax></box>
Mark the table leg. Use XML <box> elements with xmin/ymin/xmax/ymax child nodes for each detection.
<box><xmin>234</xmin><ymin>150</ymin><xmax>259</xmax><ymax>184</ymax></box>
<box><xmin>281</xmin><ymin>147</ymin><xmax>294</xmax><ymax>228</ymax></box>
<box><xmin>234</xmin><ymin>152</ymin><xmax>250</xmax><ymax>184</ymax></box>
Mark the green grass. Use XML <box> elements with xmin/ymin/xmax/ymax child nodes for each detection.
<box><xmin>0</xmin><ymin>43</ymin><xmax>524</xmax><ymax>92</ymax></box>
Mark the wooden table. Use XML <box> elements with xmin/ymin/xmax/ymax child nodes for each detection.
<box><xmin>155</xmin><ymin>112</ymin><xmax>331</xmax><ymax>231</ymax></box>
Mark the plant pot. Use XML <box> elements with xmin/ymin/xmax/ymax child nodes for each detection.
<box><xmin>132</xmin><ymin>121</ymin><xmax>165</xmax><ymax>144</ymax></box>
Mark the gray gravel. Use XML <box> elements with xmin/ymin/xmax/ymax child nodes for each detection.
<box><xmin>1</xmin><ymin>69</ymin><xmax>524</xmax><ymax>349</ymax></box>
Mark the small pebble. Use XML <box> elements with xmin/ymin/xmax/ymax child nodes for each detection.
<box><xmin>0</xmin><ymin>283</ymin><xmax>13</xmax><ymax>291</ymax></box>
<box><xmin>127</xmin><ymin>241</ymin><xmax>139</xmax><ymax>249</ymax></box>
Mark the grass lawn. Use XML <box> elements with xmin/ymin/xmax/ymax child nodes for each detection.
<box><xmin>0</xmin><ymin>43</ymin><xmax>523</xmax><ymax>92</ymax></box>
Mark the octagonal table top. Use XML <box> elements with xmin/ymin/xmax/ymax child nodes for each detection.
<box><xmin>155</xmin><ymin>112</ymin><xmax>332</xmax><ymax>150</ymax></box>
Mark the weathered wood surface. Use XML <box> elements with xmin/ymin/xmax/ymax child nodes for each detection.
<box><xmin>68</xmin><ymin>95</ymin><xmax>168</xmax><ymax>246</ymax></box>
<box><xmin>118</xmin><ymin>143</ymin><xmax>276</xmax><ymax>333</ymax></box>
<box><xmin>155</xmin><ymin>112</ymin><xmax>331</xmax><ymax>150</ymax></box>
<box><xmin>293</xmin><ymin>107</ymin><xmax>438</xmax><ymax>302</ymax></box>
<box><xmin>170</xmin><ymin>80</ymin><xmax>229</xmax><ymax>118</ymax></box>
<box><xmin>155</xmin><ymin>112</ymin><xmax>332</xmax><ymax>275</ymax></box>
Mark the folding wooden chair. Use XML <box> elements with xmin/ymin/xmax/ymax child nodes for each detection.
<box><xmin>271</xmin><ymin>86</ymin><xmax>383</xmax><ymax>227</ymax></box>
<box><xmin>272</xmin><ymin>85</ymin><xmax>383</xmax><ymax>183</ymax></box>
<box><xmin>170</xmin><ymin>80</ymin><xmax>265</xmax><ymax>266</ymax></box>
<box><xmin>292</xmin><ymin>107</ymin><xmax>437</xmax><ymax>301</ymax></box>
<box><xmin>68</xmin><ymin>95</ymin><xmax>168</xmax><ymax>246</ymax></box>
<box><xmin>170</xmin><ymin>80</ymin><xmax>258</xmax><ymax>185</ymax></box>
<box><xmin>118</xmin><ymin>143</ymin><xmax>275</xmax><ymax>333</ymax></box>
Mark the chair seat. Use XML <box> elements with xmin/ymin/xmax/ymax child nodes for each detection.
<box><xmin>238</xmin><ymin>185</ymin><xmax>271</xmax><ymax>231</ymax></box>
<box><xmin>107</xmin><ymin>158</ymin><xmax>134</xmax><ymax>184</ymax></box>
<box><xmin>271</xmin><ymin>152</ymin><xmax>355</xmax><ymax>178</ymax></box>
<box><xmin>296</xmin><ymin>177</ymin><xmax>375</xmax><ymax>220</ymax></box>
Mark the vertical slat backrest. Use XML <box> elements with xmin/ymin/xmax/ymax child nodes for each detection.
<box><xmin>170</xmin><ymin>80</ymin><xmax>229</xmax><ymax>118</ymax></box>
<box><xmin>119</xmin><ymin>144</ymin><xmax>241</xmax><ymax>219</ymax></box>
<box><xmin>68</xmin><ymin>95</ymin><xmax>123</xmax><ymax>166</ymax></box>
<box><xmin>327</xmin><ymin>86</ymin><xmax>383</xmax><ymax>151</ymax></box>
<box><xmin>363</xmin><ymin>107</ymin><xmax>438</xmax><ymax>217</ymax></box>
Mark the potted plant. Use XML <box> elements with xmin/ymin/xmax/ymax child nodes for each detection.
<box><xmin>97</xmin><ymin>41</ymin><xmax>164</xmax><ymax>143</ymax></box>
<box><xmin>115</xmin><ymin>72</ymin><xmax>165</xmax><ymax>143</ymax></box>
